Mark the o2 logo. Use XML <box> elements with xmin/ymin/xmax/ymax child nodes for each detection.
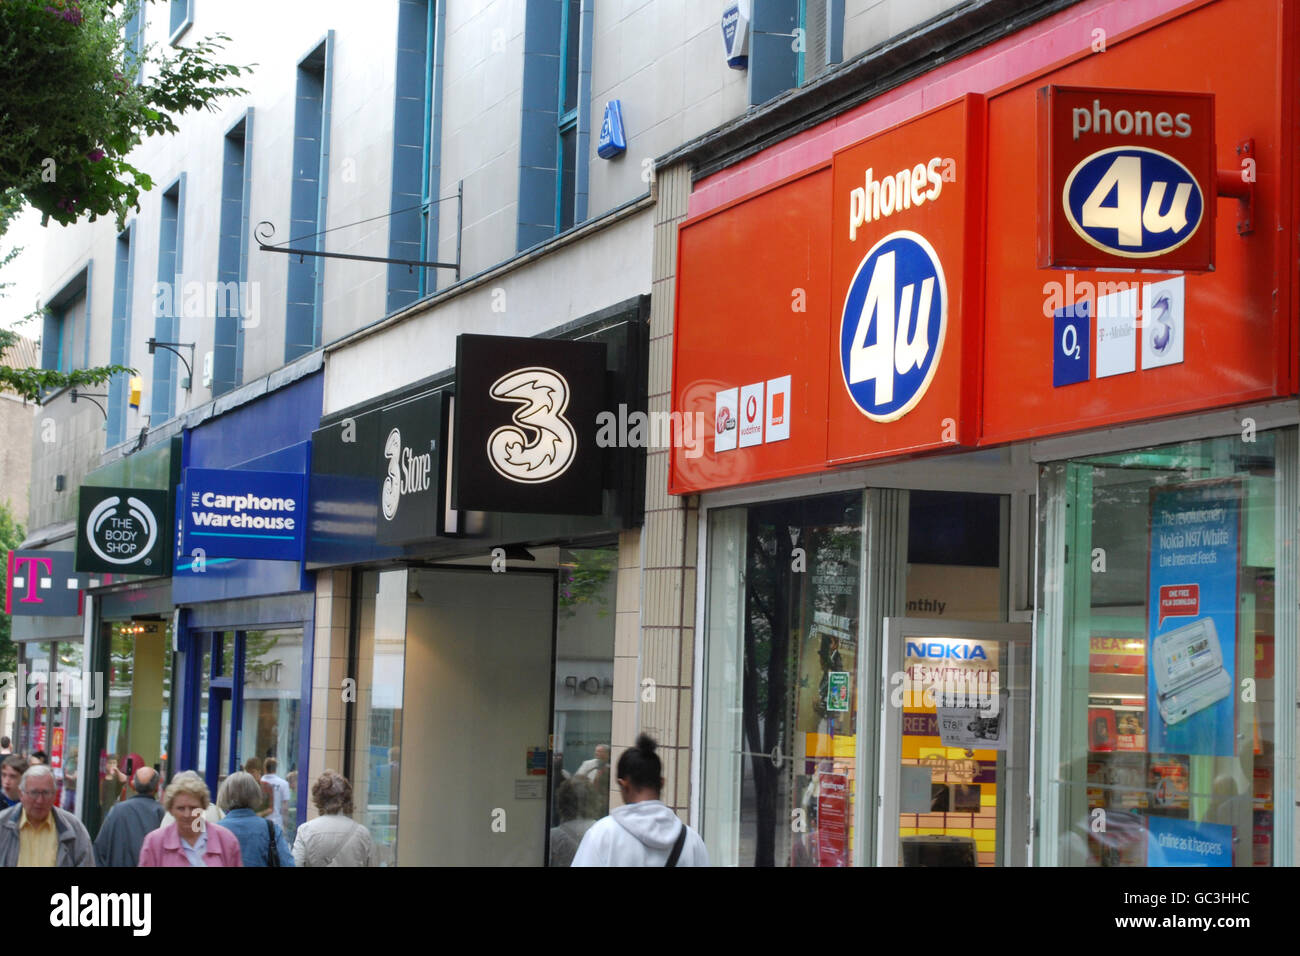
<box><xmin>487</xmin><ymin>367</ymin><xmax>576</xmax><ymax>483</ymax></box>
<box><xmin>839</xmin><ymin>230</ymin><xmax>947</xmax><ymax>421</ymax></box>
<box><xmin>1064</xmin><ymin>147</ymin><xmax>1203</xmax><ymax>257</ymax></box>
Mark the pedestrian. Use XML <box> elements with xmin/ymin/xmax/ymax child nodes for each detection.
<box><xmin>292</xmin><ymin>770</ymin><xmax>376</xmax><ymax>867</ymax></box>
<box><xmin>29</xmin><ymin>750</ymin><xmax>47</xmax><ymax>766</ymax></box>
<box><xmin>571</xmin><ymin>735</ymin><xmax>709</xmax><ymax>867</ymax></box>
<box><xmin>216</xmin><ymin>771</ymin><xmax>293</xmax><ymax>867</ymax></box>
<box><xmin>0</xmin><ymin>736</ymin><xmax>11</xmax><ymax>754</ymax></box>
<box><xmin>60</xmin><ymin>746</ymin><xmax>77</xmax><ymax>813</ymax></box>
<box><xmin>0</xmin><ymin>755</ymin><xmax>26</xmax><ymax>810</ymax></box>
<box><xmin>93</xmin><ymin>767</ymin><xmax>165</xmax><ymax>867</ymax></box>
<box><xmin>139</xmin><ymin>774</ymin><xmax>241</xmax><ymax>867</ymax></box>
<box><xmin>0</xmin><ymin>765</ymin><xmax>95</xmax><ymax>866</ymax></box>
<box><xmin>157</xmin><ymin>771</ymin><xmax>224</xmax><ymax>830</ymax></box>
<box><xmin>260</xmin><ymin>757</ymin><xmax>291</xmax><ymax>829</ymax></box>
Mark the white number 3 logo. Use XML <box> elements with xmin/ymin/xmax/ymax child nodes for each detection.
<box><xmin>487</xmin><ymin>367</ymin><xmax>576</xmax><ymax>483</ymax></box>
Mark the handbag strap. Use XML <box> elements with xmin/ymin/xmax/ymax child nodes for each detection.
<box><xmin>664</xmin><ymin>824</ymin><xmax>688</xmax><ymax>867</ymax></box>
<box><xmin>265</xmin><ymin>819</ymin><xmax>280</xmax><ymax>867</ymax></box>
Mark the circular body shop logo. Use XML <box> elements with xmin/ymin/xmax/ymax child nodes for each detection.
<box><xmin>839</xmin><ymin>230</ymin><xmax>947</xmax><ymax>422</ymax></box>
<box><xmin>1063</xmin><ymin>146</ymin><xmax>1204</xmax><ymax>258</ymax></box>
<box><xmin>85</xmin><ymin>495</ymin><xmax>158</xmax><ymax>565</ymax></box>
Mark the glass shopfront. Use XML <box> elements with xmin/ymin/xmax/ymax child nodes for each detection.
<box><xmin>700</xmin><ymin>485</ymin><xmax>1027</xmax><ymax>866</ymax></box>
<box><xmin>1037</xmin><ymin>429</ymin><xmax>1294</xmax><ymax>867</ymax></box>
<box><xmin>347</xmin><ymin>542</ymin><xmax>618</xmax><ymax>867</ymax></box>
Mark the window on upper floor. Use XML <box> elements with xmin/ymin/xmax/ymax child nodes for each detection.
<box><xmin>214</xmin><ymin>112</ymin><xmax>253</xmax><ymax>397</ymax></box>
<box><xmin>387</xmin><ymin>0</ymin><xmax>444</xmax><ymax>312</ymax></box>
<box><xmin>285</xmin><ymin>36</ymin><xmax>333</xmax><ymax>363</ymax></box>
<box><xmin>42</xmin><ymin>278</ymin><xmax>89</xmax><ymax>375</ymax></box>
<box><xmin>123</xmin><ymin>1</ymin><xmax>145</xmax><ymax>80</ymax></box>
<box><xmin>152</xmin><ymin>177</ymin><xmax>184</xmax><ymax>423</ymax></box>
<box><xmin>517</xmin><ymin>0</ymin><xmax>592</xmax><ymax>252</ymax></box>
<box><xmin>169</xmin><ymin>0</ymin><xmax>192</xmax><ymax>45</ymax></box>
<box><xmin>107</xmin><ymin>226</ymin><xmax>135</xmax><ymax>447</ymax></box>
<box><xmin>749</xmin><ymin>0</ymin><xmax>843</xmax><ymax>105</ymax></box>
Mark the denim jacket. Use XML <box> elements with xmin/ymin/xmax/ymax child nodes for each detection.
<box><xmin>219</xmin><ymin>808</ymin><xmax>295</xmax><ymax>867</ymax></box>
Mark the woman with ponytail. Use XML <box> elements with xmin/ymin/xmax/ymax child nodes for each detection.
<box><xmin>570</xmin><ymin>734</ymin><xmax>709</xmax><ymax>867</ymax></box>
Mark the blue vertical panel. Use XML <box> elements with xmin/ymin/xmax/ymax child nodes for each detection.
<box><xmin>387</xmin><ymin>0</ymin><xmax>432</xmax><ymax>313</ymax></box>
<box><xmin>284</xmin><ymin>37</ymin><xmax>332</xmax><ymax>363</ymax></box>
<box><xmin>827</xmin><ymin>0</ymin><xmax>844</xmax><ymax>65</ymax></box>
<box><xmin>748</xmin><ymin>0</ymin><xmax>799</xmax><ymax>105</ymax></box>
<box><xmin>40</xmin><ymin>311</ymin><xmax>58</xmax><ymax>370</ymax></box>
<box><xmin>573</xmin><ymin>0</ymin><xmax>594</xmax><ymax>223</ymax></box>
<box><xmin>152</xmin><ymin>178</ymin><xmax>184</xmax><ymax>422</ymax></box>
<box><xmin>516</xmin><ymin>0</ymin><xmax>562</xmax><ymax>251</ymax></box>
<box><xmin>79</xmin><ymin>260</ymin><xmax>93</xmax><ymax>371</ymax></box>
<box><xmin>107</xmin><ymin>227</ymin><xmax>134</xmax><ymax>447</ymax></box>
<box><xmin>214</xmin><ymin>116</ymin><xmax>250</xmax><ymax>398</ymax></box>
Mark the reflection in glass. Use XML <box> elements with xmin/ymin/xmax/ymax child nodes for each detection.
<box><xmin>703</xmin><ymin>492</ymin><xmax>864</xmax><ymax>866</ymax></box>
<box><xmin>1039</xmin><ymin>432</ymin><xmax>1284</xmax><ymax>867</ymax></box>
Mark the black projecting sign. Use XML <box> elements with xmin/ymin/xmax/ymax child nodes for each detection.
<box><xmin>75</xmin><ymin>487</ymin><xmax>170</xmax><ymax>575</ymax></box>
<box><xmin>453</xmin><ymin>334</ymin><xmax>607</xmax><ymax>515</ymax></box>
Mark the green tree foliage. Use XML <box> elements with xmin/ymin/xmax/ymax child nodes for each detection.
<box><xmin>0</xmin><ymin>502</ymin><xmax>26</xmax><ymax>676</ymax></box>
<box><xmin>0</xmin><ymin>0</ymin><xmax>251</xmax><ymax>228</ymax></box>
<box><xmin>0</xmin><ymin>1</ymin><xmax>251</xmax><ymax>402</ymax></box>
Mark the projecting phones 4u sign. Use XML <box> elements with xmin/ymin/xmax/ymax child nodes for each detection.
<box><xmin>1038</xmin><ymin>86</ymin><xmax>1215</xmax><ymax>271</ymax></box>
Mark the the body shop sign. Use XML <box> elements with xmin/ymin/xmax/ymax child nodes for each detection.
<box><xmin>181</xmin><ymin>468</ymin><xmax>306</xmax><ymax>561</ymax></box>
<box><xmin>76</xmin><ymin>487</ymin><xmax>169</xmax><ymax>575</ymax></box>
<box><xmin>1038</xmin><ymin>86</ymin><xmax>1214</xmax><ymax>272</ymax></box>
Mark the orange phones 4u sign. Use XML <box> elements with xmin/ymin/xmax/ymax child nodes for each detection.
<box><xmin>1038</xmin><ymin>86</ymin><xmax>1215</xmax><ymax>272</ymax></box>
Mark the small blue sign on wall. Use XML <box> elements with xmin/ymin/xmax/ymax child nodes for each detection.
<box><xmin>597</xmin><ymin>100</ymin><xmax>627</xmax><ymax>159</ymax></box>
<box><xmin>720</xmin><ymin>3</ymin><xmax>749</xmax><ymax>69</ymax></box>
<box><xmin>1053</xmin><ymin>299</ymin><xmax>1091</xmax><ymax>387</ymax></box>
<box><xmin>182</xmin><ymin>468</ymin><xmax>307</xmax><ymax>562</ymax></box>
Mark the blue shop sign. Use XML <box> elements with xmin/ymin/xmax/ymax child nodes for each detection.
<box><xmin>182</xmin><ymin>468</ymin><xmax>307</xmax><ymax>562</ymax></box>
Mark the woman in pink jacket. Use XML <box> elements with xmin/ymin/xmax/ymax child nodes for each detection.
<box><xmin>139</xmin><ymin>773</ymin><xmax>242</xmax><ymax>867</ymax></box>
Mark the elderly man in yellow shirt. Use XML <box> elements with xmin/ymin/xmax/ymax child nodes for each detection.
<box><xmin>0</xmin><ymin>765</ymin><xmax>95</xmax><ymax>866</ymax></box>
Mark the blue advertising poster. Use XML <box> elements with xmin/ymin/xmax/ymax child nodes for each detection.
<box><xmin>182</xmin><ymin>468</ymin><xmax>307</xmax><ymax>561</ymax></box>
<box><xmin>1147</xmin><ymin>482</ymin><xmax>1239</xmax><ymax>757</ymax></box>
<box><xmin>1146</xmin><ymin>815</ymin><xmax>1233</xmax><ymax>867</ymax></box>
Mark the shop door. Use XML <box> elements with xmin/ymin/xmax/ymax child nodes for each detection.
<box><xmin>878</xmin><ymin>618</ymin><xmax>1031</xmax><ymax>866</ymax></box>
<box><xmin>395</xmin><ymin>568</ymin><xmax>556</xmax><ymax>865</ymax></box>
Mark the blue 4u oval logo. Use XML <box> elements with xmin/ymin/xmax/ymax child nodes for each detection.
<box><xmin>1064</xmin><ymin>147</ymin><xmax>1204</xmax><ymax>258</ymax></box>
<box><xmin>840</xmin><ymin>230</ymin><xmax>947</xmax><ymax>422</ymax></box>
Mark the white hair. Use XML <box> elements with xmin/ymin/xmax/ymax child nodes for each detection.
<box><xmin>19</xmin><ymin>764</ymin><xmax>54</xmax><ymax>791</ymax></box>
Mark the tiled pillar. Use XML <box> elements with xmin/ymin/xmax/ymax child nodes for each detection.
<box><xmin>308</xmin><ymin>568</ymin><xmax>351</xmax><ymax>820</ymax></box>
<box><xmin>609</xmin><ymin>162</ymin><xmax>696</xmax><ymax>819</ymax></box>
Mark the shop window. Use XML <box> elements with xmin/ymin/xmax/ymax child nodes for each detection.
<box><xmin>702</xmin><ymin>491</ymin><xmax>864</xmax><ymax>866</ymax></box>
<box><xmin>549</xmin><ymin>543</ymin><xmax>617</xmax><ymax>866</ymax></box>
<box><xmin>241</xmin><ymin>628</ymin><xmax>303</xmax><ymax>841</ymax></box>
<box><xmin>349</xmin><ymin>569</ymin><xmax>409</xmax><ymax>866</ymax></box>
<box><xmin>88</xmin><ymin>620</ymin><xmax>173</xmax><ymax>838</ymax></box>
<box><xmin>1037</xmin><ymin>430</ymin><xmax>1292</xmax><ymax>867</ymax></box>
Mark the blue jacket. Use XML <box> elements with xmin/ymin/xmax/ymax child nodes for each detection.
<box><xmin>219</xmin><ymin>808</ymin><xmax>294</xmax><ymax>867</ymax></box>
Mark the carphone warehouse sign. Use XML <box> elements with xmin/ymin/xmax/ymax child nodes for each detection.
<box><xmin>182</xmin><ymin>468</ymin><xmax>306</xmax><ymax>561</ymax></box>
